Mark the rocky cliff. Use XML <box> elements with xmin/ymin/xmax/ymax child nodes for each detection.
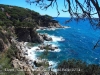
<box><xmin>0</xmin><ymin>29</ymin><xmax>11</xmax><ymax>52</ymax></box>
<box><xmin>0</xmin><ymin>26</ymin><xmax>56</xmax><ymax>75</ymax></box>
<box><xmin>0</xmin><ymin>4</ymin><xmax>60</xmax><ymax>75</ymax></box>
<box><xmin>0</xmin><ymin>4</ymin><xmax>62</xmax><ymax>44</ymax></box>
<box><xmin>15</xmin><ymin>28</ymin><xmax>44</xmax><ymax>43</ymax></box>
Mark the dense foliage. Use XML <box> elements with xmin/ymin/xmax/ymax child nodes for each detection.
<box><xmin>57</xmin><ymin>59</ymin><xmax>100</xmax><ymax>75</ymax></box>
<box><xmin>26</xmin><ymin>0</ymin><xmax>100</xmax><ymax>28</ymax></box>
<box><xmin>0</xmin><ymin>4</ymin><xmax>53</xmax><ymax>28</ymax></box>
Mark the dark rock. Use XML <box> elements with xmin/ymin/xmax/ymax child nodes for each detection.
<box><xmin>15</xmin><ymin>28</ymin><xmax>44</xmax><ymax>43</ymax></box>
<box><xmin>34</xmin><ymin>61</ymin><xmax>42</xmax><ymax>67</ymax></box>
<box><xmin>54</xmin><ymin>23</ymin><xmax>62</xmax><ymax>28</ymax></box>
<box><xmin>50</xmin><ymin>47</ymin><xmax>55</xmax><ymax>51</ymax></box>
<box><xmin>38</xmin><ymin>44</ymin><xmax>45</xmax><ymax>50</ymax></box>
<box><xmin>12</xmin><ymin>59</ymin><xmax>19</xmax><ymax>68</ymax></box>
<box><xmin>45</xmin><ymin>37</ymin><xmax>52</xmax><ymax>41</ymax></box>
<box><xmin>42</xmin><ymin>34</ymin><xmax>52</xmax><ymax>41</ymax></box>
<box><xmin>28</xmin><ymin>47</ymin><xmax>31</xmax><ymax>49</ymax></box>
<box><xmin>36</xmin><ymin>48</ymin><xmax>40</xmax><ymax>50</ymax></box>
<box><xmin>39</xmin><ymin>44</ymin><xmax>58</xmax><ymax>51</ymax></box>
<box><xmin>15</xmin><ymin>28</ymin><xmax>31</xmax><ymax>42</ymax></box>
<box><xmin>24</xmin><ymin>52</ymin><xmax>28</xmax><ymax>55</ymax></box>
<box><xmin>55</xmin><ymin>47</ymin><xmax>58</xmax><ymax>49</ymax></box>
<box><xmin>37</xmin><ymin>34</ymin><xmax>44</xmax><ymax>43</ymax></box>
<box><xmin>0</xmin><ymin>39</ymin><xmax>4</xmax><ymax>52</ymax></box>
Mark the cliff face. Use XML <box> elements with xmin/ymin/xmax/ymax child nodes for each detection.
<box><xmin>0</xmin><ymin>4</ymin><xmax>60</xmax><ymax>28</ymax></box>
<box><xmin>0</xmin><ymin>4</ymin><xmax>61</xmax><ymax>75</ymax></box>
<box><xmin>0</xmin><ymin>27</ymin><xmax>53</xmax><ymax>75</ymax></box>
<box><xmin>0</xmin><ymin>4</ymin><xmax>61</xmax><ymax>44</ymax></box>
<box><xmin>0</xmin><ymin>4</ymin><xmax>62</xmax><ymax>50</ymax></box>
<box><xmin>15</xmin><ymin>28</ymin><xmax>44</xmax><ymax>43</ymax></box>
<box><xmin>0</xmin><ymin>30</ymin><xmax>10</xmax><ymax>52</ymax></box>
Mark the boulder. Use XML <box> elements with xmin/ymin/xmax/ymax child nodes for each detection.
<box><xmin>17</xmin><ymin>52</ymin><xmax>20</xmax><ymax>59</ymax></box>
<box><xmin>36</xmin><ymin>48</ymin><xmax>40</xmax><ymax>50</ymax></box>
<box><xmin>24</xmin><ymin>52</ymin><xmax>28</xmax><ymax>55</ymax></box>
<box><xmin>28</xmin><ymin>47</ymin><xmax>31</xmax><ymax>49</ymax></box>
<box><xmin>54</xmin><ymin>23</ymin><xmax>62</xmax><ymax>28</ymax></box>
<box><xmin>55</xmin><ymin>46</ymin><xmax>58</xmax><ymax>49</ymax></box>
<box><xmin>23</xmin><ymin>65</ymin><xmax>33</xmax><ymax>75</ymax></box>
<box><xmin>45</xmin><ymin>37</ymin><xmax>52</xmax><ymax>41</ymax></box>
<box><xmin>12</xmin><ymin>59</ymin><xmax>19</xmax><ymax>68</ymax></box>
<box><xmin>37</xmin><ymin>34</ymin><xmax>44</xmax><ymax>43</ymax></box>
<box><xmin>38</xmin><ymin>44</ymin><xmax>58</xmax><ymax>51</ymax></box>
<box><xmin>18</xmin><ymin>49</ymin><xmax>22</xmax><ymax>53</ymax></box>
<box><xmin>38</xmin><ymin>44</ymin><xmax>45</xmax><ymax>50</ymax></box>
<box><xmin>15</xmin><ymin>28</ymin><xmax>44</xmax><ymax>43</ymax></box>
<box><xmin>33</xmin><ymin>60</ymin><xmax>46</xmax><ymax>67</ymax></box>
<box><xmin>50</xmin><ymin>47</ymin><xmax>55</xmax><ymax>51</ymax></box>
<box><xmin>42</xmin><ymin>34</ymin><xmax>52</xmax><ymax>41</ymax></box>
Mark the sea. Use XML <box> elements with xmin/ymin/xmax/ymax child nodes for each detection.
<box><xmin>28</xmin><ymin>17</ymin><xmax>100</xmax><ymax>68</ymax></box>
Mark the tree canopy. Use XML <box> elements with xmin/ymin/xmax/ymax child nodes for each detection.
<box><xmin>26</xmin><ymin>0</ymin><xmax>100</xmax><ymax>49</ymax></box>
<box><xmin>57</xmin><ymin>59</ymin><xmax>100</xmax><ymax>75</ymax></box>
<box><xmin>0</xmin><ymin>4</ymin><xmax>54</xmax><ymax>28</ymax></box>
<box><xmin>26</xmin><ymin>0</ymin><xmax>100</xmax><ymax>28</ymax></box>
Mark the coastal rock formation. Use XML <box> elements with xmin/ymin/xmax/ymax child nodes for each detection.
<box><xmin>49</xmin><ymin>22</ymin><xmax>62</xmax><ymax>28</ymax></box>
<box><xmin>0</xmin><ymin>4</ymin><xmax>63</xmax><ymax>75</ymax></box>
<box><xmin>15</xmin><ymin>28</ymin><xmax>54</xmax><ymax>43</ymax></box>
<box><xmin>0</xmin><ymin>31</ymin><xmax>10</xmax><ymax>52</ymax></box>
<box><xmin>12</xmin><ymin>58</ymin><xmax>33</xmax><ymax>75</ymax></box>
<box><xmin>15</xmin><ymin>28</ymin><xmax>31</xmax><ymax>42</ymax></box>
<box><xmin>39</xmin><ymin>44</ymin><xmax>58</xmax><ymax>51</ymax></box>
<box><xmin>12</xmin><ymin>59</ymin><xmax>20</xmax><ymax>68</ymax></box>
<box><xmin>15</xmin><ymin>28</ymin><xmax>44</xmax><ymax>43</ymax></box>
<box><xmin>40</xmin><ymin>34</ymin><xmax>52</xmax><ymax>41</ymax></box>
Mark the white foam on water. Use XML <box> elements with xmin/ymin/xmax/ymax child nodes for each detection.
<box><xmin>48</xmin><ymin>61</ymin><xmax>57</xmax><ymax>68</ymax></box>
<box><xmin>95</xmin><ymin>58</ymin><xmax>98</xmax><ymax>60</ymax></box>
<box><xmin>27</xmin><ymin>50</ymin><xmax>37</xmax><ymax>61</ymax></box>
<box><xmin>32</xmin><ymin>46</ymin><xmax>61</xmax><ymax>52</ymax></box>
<box><xmin>48</xmin><ymin>35</ymin><xmax>65</xmax><ymax>42</ymax></box>
<box><xmin>25</xmin><ymin>44</ymin><xmax>61</xmax><ymax>62</ymax></box>
<box><xmin>36</xmin><ymin>26</ymin><xmax>71</xmax><ymax>31</ymax></box>
<box><xmin>49</xmin><ymin>28</ymin><xmax>56</xmax><ymax>31</ymax></box>
<box><xmin>48</xmin><ymin>61</ymin><xmax>58</xmax><ymax>72</ymax></box>
<box><xmin>36</xmin><ymin>49</ymin><xmax>61</xmax><ymax>52</ymax></box>
<box><xmin>64</xmin><ymin>26</ymin><xmax>71</xmax><ymax>28</ymax></box>
<box><xmin>36</xmin><ymin>29</ymin><xmax>41</xmax><ymax>31</ymax></box>
<box><xmin>51</xmin><ymin>44</ymin><xmax>59</xmax><ymax>47</ymax></box>
<box><xmin>52</xmin><ymin>49</ymin><xmax>61</xmax><ymax>52</ymax></box>
<box><xmin>26</xmin><ymin>46</ymin><xmax>40</xmax><ymax>61</ymax></box>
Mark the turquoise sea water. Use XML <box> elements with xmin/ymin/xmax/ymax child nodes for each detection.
<box><xmin>36</xmin><ymin>17</ymin><xmax>100</xmax><ymax>66</ymax></box>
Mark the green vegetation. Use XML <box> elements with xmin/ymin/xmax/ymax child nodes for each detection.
<box><xmin>39</xmin><ymin>45</ymin><xmax>49</xmax><ymax>59</ymax></box>
<box><xmin>0</xmin><ymin>4</ymin><xmax>53</xmax><ymax>28</ymax></box>
<box><xmin>0</xmin><ymin>44</ymin><xmax>25</xmax><ymax>75</ymax></box>
<box><xmin>57</xmin><ymin>59</ymin><xmax>100</xmax><ymax>75</ymax></box>
<box><xmin>7</xmin><ymin>44</ymin><xmax>17</xmax><ymax>58</ymax></box>
<box><xmin>26</xmin><ymin>42</ymin><xmax>36</xmax><ymax>47</ymax></box>
<box><xmin>1</xmin><ymin>4</ymin><xmax>100</xmax><ymax>75</ymax></box>
<box><xmin>0</xmin><ymin>26</ymin><xmax>25</xmax><ymax>75</ymax></box>
<box><xmin>0</xmin><ymin>30</ymin><xmax>8</xmax><ymax>44</ymax></box>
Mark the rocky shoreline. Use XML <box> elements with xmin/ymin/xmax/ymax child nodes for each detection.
<box><xmin>0</xmin><ymin>24</ymin><xmax>69</xmax><ymax>75</ymax></box>
<box><xmin>10</xmin><ymin>26</ymin><xmax>66</xmax><ymax>75</ymax></box>
<box><xmin>10</xmin><ymin>22</ymin><xmax>70</xmax><ymax>75</ymax></box>
<box><xmin>36</xmin><ymin>25</ymin><xmax>70</xmax><ymax>31</ymax></box>
<box><xmin>0</xmin><ymin>4</ymin><xmax>71</xmax><ymax>75</ymax></box>
<box><xmin>11</xmin><ymin>37</ymin><xmax>54</xmax><ymax>75</ymax></box>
